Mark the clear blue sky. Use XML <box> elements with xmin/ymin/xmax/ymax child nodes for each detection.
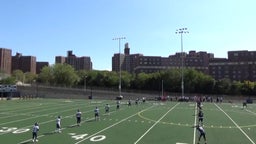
<box><xmin>0</xmin><ymin>0</ymin><xmax>255</xmax><ymax>70</ymax></box>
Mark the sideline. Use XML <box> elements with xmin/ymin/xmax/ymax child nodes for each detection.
<box><xmin>75</xmin><ymin>105</ymin><xmax>155</xmax><ymax>144</ymax></box>
<box><xmin>215</xmin><ymin>103</ymin><xmax>255</xmax><ymax>144</ymax></box>
<box><xmin>134</xmin><ymin>103</ymin><xmax>180</xmax><ymax>144</ymax></box>
<box><xmin>246</xmin><ymin>109</ymin><xmax>256</xmax><ymax>116</ymax></box>
<box><xmin>193</xmin><ymin>103</ymin><xmax>197</xmax><ymax>144</ymax></box>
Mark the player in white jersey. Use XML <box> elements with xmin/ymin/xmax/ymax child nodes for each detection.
<box><xmin>116</xmin><ymin>100</ymin><xmax>120</xmax><ymax>109</ymax></box>
<box><xmin>105</xmin><ymin>104</ymin><xmax>110</xmax><ymax>115</ymax></box>
<box><xmin>198</xmin><ymin>110</ymin><xmax>204</xmax><ymax>125</ymax></box>
<box><xmin>193</xmin><ymin>125</ymin><xmax>207</xmax><ymax>144</ymax></box>
<box><xmin>32</xmin><ymin>122</ymin><xmax>39</xmax><ymax>142</ymax></box>
<box><xmin>56</xmin><ymin>116</ymin><xmax>61</xmax><ymax>133</ymax></box>
<box><xmin>76</xmin><ymin>109</ymin><xmax>82</xmax><ymax>126</ymax></box>
<box><xmin>94</xmin><ymin>107</ymin><xmax>100</xmax><ymax>121</ymax></box>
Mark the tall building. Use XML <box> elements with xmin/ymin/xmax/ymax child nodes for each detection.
<box><xmin>209</xmin><ymin>50</ymin><xmax>256</xmax><ymax>81</ymax></box>
<box><xmin>12</xmin><ymin>53</ymin><xmax>37</xmax><ymax>74</ymax></box>
<box><xmin>55</xmin><ymin>50</ymin><xmax>92</xmax><ymax>71</ymax></box>
<box><xmin>0</xmin><ymin>48</ymin><xmax>12</xmax><ymax>75</ymax></box>
<box><xmin>112</xmin><ymin>43</ymin><xmax>214</xmax><ymax>75</ymax></box>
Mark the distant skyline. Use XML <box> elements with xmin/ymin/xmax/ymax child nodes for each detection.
<box><xmin>0</xmin><ymin>0</ymin><xmax>255</xmax><ymax>70</ymax></box>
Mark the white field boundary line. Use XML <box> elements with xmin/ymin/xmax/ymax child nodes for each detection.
<box><xmin>18</xmin><ymin>105</ymin><xmax>127</xmax><ymax>144</ymax></box>
<box><xmin>1</xmin><ymin>100</ymin><xmax>117</xmax><ymax>136</ymax></box>
<box><xmin>0</xmin><ymin>100</ymin><xmax>73</xmax><ymax>112</ymax></box>
<box><xmin>0</xmin><ymin>100</ymin><xmax>105</xmax><ymax>120</ymax></box>
<box><xmin>0</xmin><ymin>100</ymin><xmax>90</xmax><ymax>119</ymax></box>
<box><xmin>246</xmin><ymin>109</ymin><xmax>256</xmax><ymax>115</ymax></box>
<box><xmin>75</xmin><ymin>105</ymin><xmax>155</xmax><ymax>144</ymax></box>
<box><xmin>0</xmin><ymin>101</ymin><xmax>108</xmax><ymax>136</ymax></box>
<box><xmin>0</xmin><ymin>102</ymin><xmax>100</xmax><ymax>126</ymax></box>
<box><xmin>193</xmin><ymin>103</ymin><xmax>197</xmax><ymax>144</ymax></box>
<box><xmin>0</xmin><ymin>103</ymin><xmax>85</xmax><ymax>120</ymax></box>
<box><xmin>0</xmin><ymin>108</ymin><xmax>93</xmax><ymax>136</ymax></box>
<box><xmin>0</xmin><ymin>100</ymin><xmax>109</xmax><ymax>125</ymax></box>
<box><xmin>134</xmin><ymin>103</ymin><xmax>180</xmax><ymax>144</ymax></box>
<box><xmin>214</xmin><ymin>103</ymin><xmax>255</xmax><ymax>144</ymax></box>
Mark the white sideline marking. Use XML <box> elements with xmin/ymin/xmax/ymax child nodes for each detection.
<box><xmin>176</xmin><ymin>143</ymin><xmax>188</xmax><ymax>144</ymax></box>
<box><xmin>74</xmin><ymin>106</ymin><xmax>154</xmax><ymax>144</ymax></box>
<box><xmin>193</xmin><ymin>104</ymin><xmax>197</xmax><ymax>144</ymax></box>
<box><xmin>215</xmin><ymin>103</ymin><xmax>255</xmax><ymax>144</ymax></box>
<box><xmin>246</xmin><ymin>109</ymin><xmax>256</xmax><ymax>115</ymax></box>
<box><xmin>134</xmin><ymin>103</ymin><xmax>180</xmax><ymax>144</ymax></box>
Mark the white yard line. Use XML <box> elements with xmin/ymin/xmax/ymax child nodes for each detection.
<box><xmin>75</xmin><ymin>105</ymin><xmax>155</xmax><ymax>144</ymax></box>
<box><xmin>193</xmin><ymin>103</ymin><xmax>197</xmax><ymax>144</ymax></box>
<box><xmin>246</xmin><ymin>109</ymin><xmax>256</xmax><ymax>115</ymax></box>
<box><xmin>214</xmin><ymin>103</ymin><xmax>255</xmax><ymax>144</ymax></box>
<box><xmin>134</xmin><ymin>103</ymin><xmax>180</xmax><ymax>144</ymax></box>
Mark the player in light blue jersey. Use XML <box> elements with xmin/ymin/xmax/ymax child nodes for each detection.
<box><xmin>32</xmin><ymin>122</ymin><xmax>39</xmax><ymax>142</ymax></box>
<box><xmin>105</xmin><ymin>104</ymin><xmax>110</xmax><ymax>115</ymax></box>
<box><xmin>116</xmin><ymin>100</ymin><xmax>120</xmax><ymax>109</ymax></box>
<box><xmin>56</xmin><ymin>116</ymin><xmax>61</xmax><ymax>133</ymax></box>
<box><xmin>76</xmin><ymin>109</ymin><xmax>82</xmax><ymax>126</ymax></box>
<box><xmin>198</xmin><ymin>110</ymin><xmax>204</xmax><ymax>125</ymax></box>
<box><xmin>94</xmin><ymin>107</ymin><xmax>100</xmax><ymax>121</ymax></box>
<box><xmin>193</xmin><ymin>125</ymin><xmax>207</xmax><ymax>144</ymax></box>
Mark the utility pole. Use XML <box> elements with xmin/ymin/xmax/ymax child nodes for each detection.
<box><xmin>113</xmin><ymin>37</ymin><xmax>126</xmax><ymax>97</ymax></box>
<box><xmin>176</xmin><ymin>28</ymin><xmax>189</xmax><ymax>98</ymax></box>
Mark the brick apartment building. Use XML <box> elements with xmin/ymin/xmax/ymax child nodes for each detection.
<box><xmin>0</xmin><ymin>48</ymin><xmax>12</xmax><ymax>75</ymax></box>
<box><xmin>112</xmin><ymin>43</ymin><xmax>256</xmax><ymax>81</ymax></box>
<box><xmin>112</xmin><ymin>43</ymin><xmax>213</xmax><ymax>75</ymax></box>
<box><xmin>55</xmin><ymin>50</ymin><xmax>92</xmax><ymax>71</ymax></box>
<box><xmin>209</xmin><ymin>50</ymin><xmax>256</xmax><ymax>81</ymax></box>
<box><xmin>12</xmin><ymin>53</ymin><xmax>37</xmax><ymax>74</ymax></box>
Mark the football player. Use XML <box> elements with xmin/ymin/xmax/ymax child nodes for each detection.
<box><xmin>32</xmin><ymin>122</ymin><xmax>39</xmax><ymax>142</ymax></box>
<box><xmin>94</xmin><ymin>107</ymin><xmax>100</xmax><ymax>121</ymax></box>
<box><xmin>56</xmin><ymin>116</ymin><xmax>61</xmax><ymax>133</ymax></box>
<box><xmin>76</xmin><ymin>109</ymin><xmax>82</xmax><ymax>126</ymax></box>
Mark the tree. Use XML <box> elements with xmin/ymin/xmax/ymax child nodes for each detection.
<box><xmin>24</xmin><ymin>72</ymin><xmax>37</xmax><ymax>84</ymax></box>
<box><xmin>213</xmin><ymin>79</ymin><xmax>231</xmax><ymax>94</ymax></box>
<box><xmin>38</xmin><ymin>66</ymin><xmax>54</xmax><ymax>84</ymax></box>
<box><xmin>132</xmin><ymin>73</ymin><xmax>151</xmax><ymax>90</ymax></box>
<box><xmin>53</xmin><ymin>63</ymin><xmax>79</xmax><ymax>86</ymax></box>
<box><xmin>0</xmin><ymin>76</ymin><xmax>16</xmax><ymax>84</ymax></box>
<box><xmin>12</xmin><ymin>70</ymin><xmax>24</xmax><ymax>82</ymax></box>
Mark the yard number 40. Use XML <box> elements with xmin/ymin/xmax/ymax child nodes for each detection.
<box><xmin>70</xmin><ymin>133</ymin><xmax>106</xmax><ymax>142</ymax></box>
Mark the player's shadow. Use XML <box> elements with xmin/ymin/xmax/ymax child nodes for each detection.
<box><xmin>43</xmin><ymin>131</ymin><xmax>56</xmax><ymax>135</ymax></box>
<box><xmin>67</xmin><ymin>124</ymin><xmax>79</xmax><ymax>128</ymax></box>
<box><xmin>86</xmin><ymin>119</ymin><xmax>96</xmax><ymax>123</ymax></box>
<box><xmin>19</xmin><ymin>142</ymin><xmax>31</xmax><ymax>144</ymax></box>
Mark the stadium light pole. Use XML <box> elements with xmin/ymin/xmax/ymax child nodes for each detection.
<box><xmin>113</xmin><ymin>37</ymin><xmax>126</xmax><ymax>97</ymax></box>
<box><xmin>176</xmin><ymin>28</ymin><xmax>189</xmax><ymax>98</ymax></box>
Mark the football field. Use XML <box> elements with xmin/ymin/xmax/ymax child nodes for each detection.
<box><xmin>0</xmin><ymin>98</ymin><xmax>256</xmax><ymax>144</ymax></box>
